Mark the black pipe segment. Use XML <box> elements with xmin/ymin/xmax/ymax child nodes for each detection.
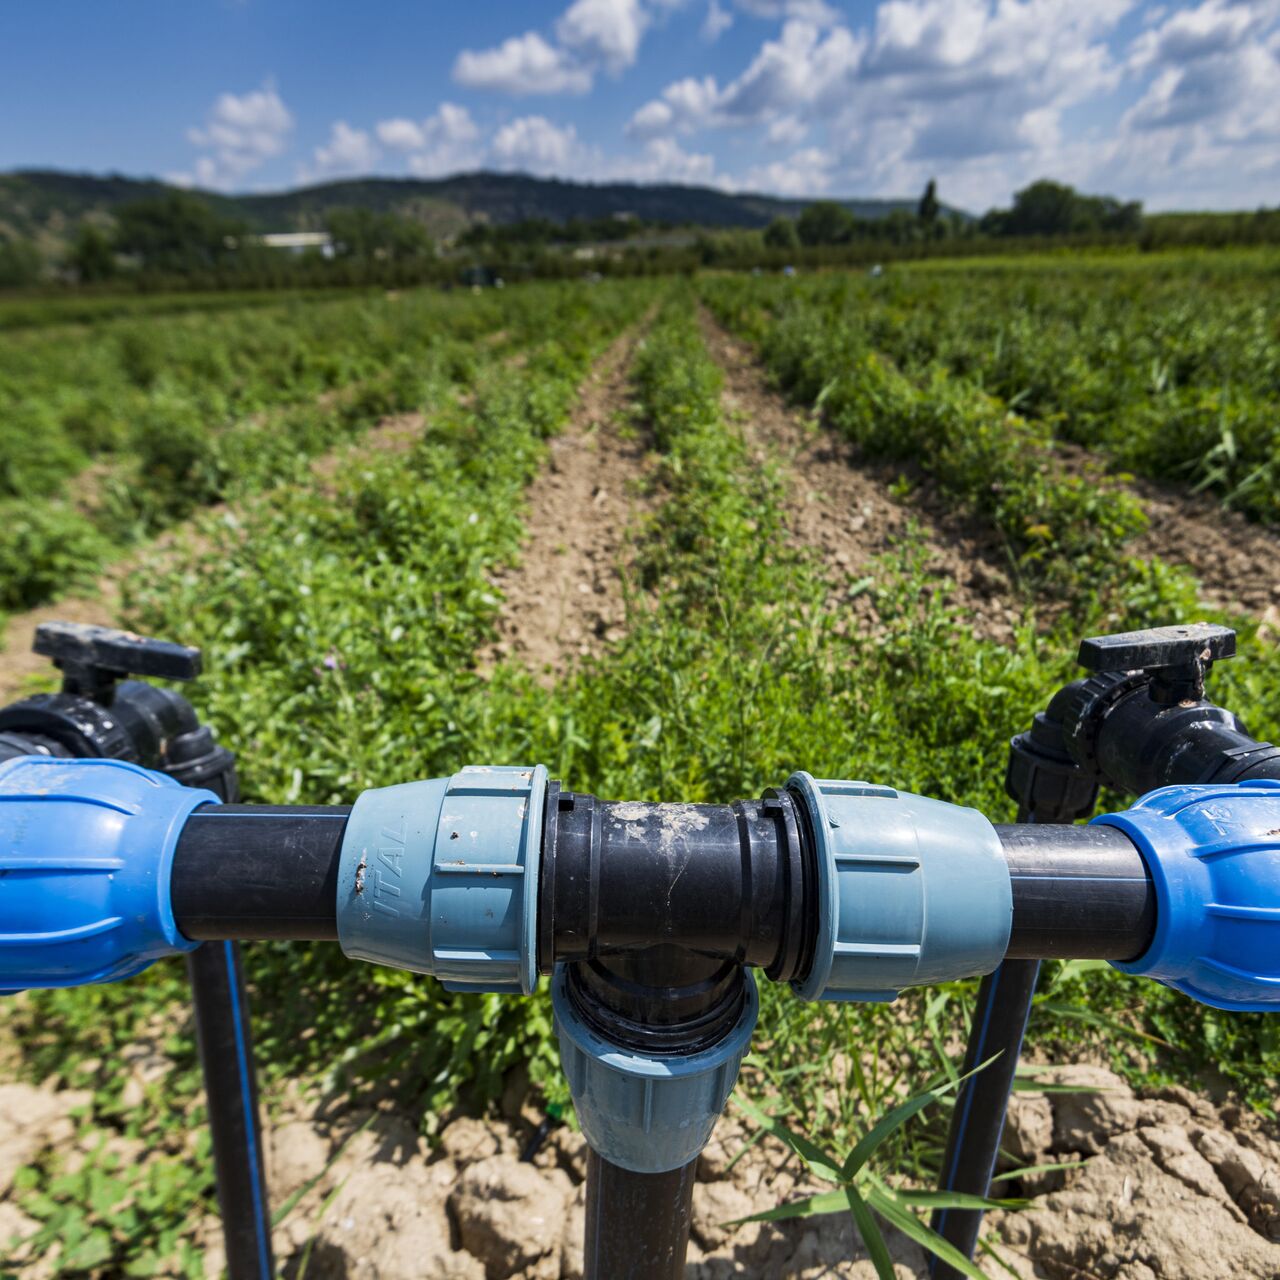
<box><xmin>997</xmin><ymin>823</ymin><xmax>1155</xmax><ymax>961</ymax></box>
<box><xmin>569</xmin><ymin>948</ymin><xmax>747</xmax><ymax>1053</ymax></box>
<box><xmin>188</xmin><ymin>941</ymin><xmax>274</xmax><ymax>1280</ymax></box>
<box><xmin>166</xmin><ymin>791</ymin><xmax>1165</xmax><ymax>964</ymax></box>
<box><xmin>929</xmin><ymin>956</ymin><xmax>1041</xmax><ymax>1279</ymax></box>
<box><xmin>540</xmin><ymin>786</ymin><xmax>814</xmax><ymax>982</ymax></box>
<box><xmin>584</xmin><ymin>1149</ymin><xmax>699</xmax><ymax>1280</ymax></box>
<box><xmin>568</xmin><ymin>946</ymin><xmax>749</xmax><ymax>1275</ymax></box>
<box><xmin>171</xmin><ymin>805</ymin><xmax>349</xmax><ymax>941</ymax></box>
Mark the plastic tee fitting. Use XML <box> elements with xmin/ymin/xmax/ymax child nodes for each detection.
<box><xmin>552</xmin><ymin>965</ymin><xmax>758</xmax><ymax>1174</ymax></box>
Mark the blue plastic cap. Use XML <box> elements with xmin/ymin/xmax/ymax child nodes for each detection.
<box><xmin>553</xmin><ymin>965</ymin><xmax>758</xmax><ymax>1174</ymax></box>
<box><xmin>0</xmin><ymin>756</ymin><xmax>214</xmax><ymax>991</ymax></box>
<box><xmin>337</xmin><ymin>765</ymin><xmax>547</xmax><ymax>995</ymax></box>
<box><xmin>789</xmin><ymin>774</ymin><xmax>1011</xmax><ymax>1003</ymax></box>
<box><xmin>1095</xmin><ymin>781</ymin><xmax>1280</xmax><ymax>1011</ymax></box>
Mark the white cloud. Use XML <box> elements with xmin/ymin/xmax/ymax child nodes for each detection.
<box><xmin>614</xmin><ymin>136</ymin><xmax>721</xmax><ymax>183</ymax></box>
<box><xmin>179</xmin><ymin>82</ymin><xmax>293</xmax><ymax>189</ymax></box>
<box><xmin>454</xmin><ymin>31</ymin><xmax>592</xmax><ymax>94</ymax></box>
<box><xmin>702</xmin><ymin>0</ymin><xmax>734</xmax><ymax>40</ymax></box>
<box><xmin>1128</xmin><ymin>0</ymin><xmax>1260</xmax><ymax>71</ymax></box>
<box><xmin>556</xmin><ymin>0</ymin><xmax>648</xmax><ymax>72</ymax></box>
<box><xmin>302</xmin><ymin>121</ymin><xmax>379</xmax><ymax>182</ymax></box>
<box><xmin>1112</xmin><ymin>0</ymin><xmax>1280</xmax><ymax>207</ymax></box>
<box><xmin>741</xmin><ymin>145</ymin><xmax>833</xmax><ymax>195</ymax></box>
<box><xmin>376</xmin><ymin>104</ymin><xmax>482</xmax><ymax>177</ymax></box>
<box><xmin>491</xmin><ymin>115</ymin><xmax>586</xmax><ymax>174</ymax></box>
<box><xmin>628</xmin><ymin>99</ymin><xmax>677</xmax><ymax>137</ymax></box>
<box><xmin>733</xmin><ymin>0</ymin><xmax>840</xmax><ymax>24</ymax></box>
<box><xmin>453</xmin><ymin>0</ymin><xmax>682</xmax><ymax>97</ymax></box>
<box><xmin>376</xmin><ymin>118</ymin><xmax>426</xmax><ymax>151</ymax></box>
<box><xmin>626</xmin><ymin>1</ymin><xmax>1162</xmax><ymax>208</ymax></box>
<box><xmin>766</xmin><ymin>114</ymin><xmax>808</xmax><ymax>145</ymax></box>
<box><xmin>627</xmin><ymin>21</ymin><xmax>863</xmax><ymax>138</ymax></box>
<box><xmin>717</xmin><ymin>19</ymin><xmax>864</xmax><ymax>120</ymax></box>
<box><xmin>627</xmin><ymin>75</ymin><xmax>721</xmax><ymax>135</ymax></box>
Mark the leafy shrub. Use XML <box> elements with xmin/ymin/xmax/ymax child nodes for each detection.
<box><xmin>0</xmin><ymin>501</ymin><xmax>107</xmax><ymax>608</ymax></box>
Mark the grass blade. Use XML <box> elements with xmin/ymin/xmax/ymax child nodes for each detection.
<box><xmin>846</xmin><ymin>1181</ymin><xmax>896</xmax><ymax>1280</ymax></box>
<box><xmin>864</xmin><ymin>1183</ymin><xmax>990</xmax><ymax>1280</ymax></box>
<box><xmin>892</xmin><ymin>1189</ymin><xmax>1027</xmax><ymax>1211</ymax></box>
<box><xmin>734</xmin><ymin>1094</ymin><xmax>845</xmax><ymax>1183</ymax></box>
<box><xmin>841</xmin><ymin>1054</ymin><xmax>1001</xmax><ymax>1180</ymax></box>
<box><xmin>728</xmin><ymin>1188</ymin><xmax>848</xmax><ymax>1225</ymax></box>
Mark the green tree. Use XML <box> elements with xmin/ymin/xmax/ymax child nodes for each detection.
<box><xmin>796</xmin><ymin>201</ymin><xmax>856</xmax><ymax>247</ymax></box>
<box><xmin>114</xmin><ymin>192</ymin><xmax>245</xmax><ymax>272</ymax></box>
<box><xmin>326</xmin><ymin>208</ymin><xmax>433</xmax><ymax>262</ymax></box>
<box><xmin>0</xmin><ymin>237</ymin><xmax>43</xmax><ymax>288</ymax></box>
<box><xmin>993</xmin><ymin>180</ymin><xmax>1145</xmax><ymax>238</ymax></box>
<box><xmin>763</xmin><ymin>216</ymin><xmax>800</xmax><ymax>250</ymax></box>
<box><xmin>71</xmin><ymin>222</ymin><xmax>116</xmax><ymax>282</ymax></box>
<box><xmin>917</xmin><ymin>178</ymin><xmax>939</xmax><ymax>225</ymax></box>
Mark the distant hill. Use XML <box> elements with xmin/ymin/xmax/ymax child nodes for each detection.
<box><xmin>0</xmin><ymin>168</ymin><xmax>969</xmax><ymax>249</ymax></box>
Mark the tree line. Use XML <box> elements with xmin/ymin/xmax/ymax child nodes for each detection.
<box><xmin>1</xmin><ymin>178</ymin><xmax>1277</xmax><ymax>292</ymax></box>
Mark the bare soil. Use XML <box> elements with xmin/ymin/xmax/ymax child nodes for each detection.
<box><xmin>699</xmin><ymin>313</ymin><xmax>1026</xmax><ymax>645</ymax></box>
<box><xmin>482</xmin><ymin>321</ymin><xmax>658</xmax><ymax>681</ymax></box>
<box><xmin>1</xmin><ymin>1055</ymin><xmax>1275</xmax><ymax>1278</ymax></box>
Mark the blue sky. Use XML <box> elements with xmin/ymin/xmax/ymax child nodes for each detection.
<box><xmin>3</xmin><ymin>1</ymin><xmax>1277</xmax><ymax>212</ymax></box>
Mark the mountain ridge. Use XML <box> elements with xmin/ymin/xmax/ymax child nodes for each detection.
<box><xmin>0</xmin><ymin>167</ymin><xmax>969</xmax><ymax>246</ymax></box>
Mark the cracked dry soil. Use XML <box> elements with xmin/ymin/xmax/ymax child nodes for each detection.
<box><xmin>2</xmin><ymin>1059</ymin><xmax>1277</xmax><ymax>1278</ymax></box>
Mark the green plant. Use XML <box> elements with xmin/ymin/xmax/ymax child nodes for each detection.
<box><xmin>732</xmin><ymin>1065</ymin><xmax>1021</xmax><ymax>1280</ymax></box>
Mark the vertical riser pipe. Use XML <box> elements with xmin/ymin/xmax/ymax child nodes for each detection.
<box><xmin>584</xmin><ymin>1151</ymin><xmax>698</xmax><ymax>1280</ymax></box>
<box><xmin>188</xmin><ymin>940</ymin><xmax>274</xmax><ymax>1279</ymax></box>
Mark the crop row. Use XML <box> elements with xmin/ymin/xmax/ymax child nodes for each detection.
<box><xmin>700</xmin><ymin>273</ymin><xmax>1167</xmax><ymax>606</ymax></box>
<box><xmin>4</xmin><ymin>279</ymin><xmax>650</xmax><ymax>1273</ymax></box>
<box><xmin>708</xmin><ymin>251</ymin><xmax>1280</xmax><ymax>520</ymax></box>
<box><xmin>0</xmin><ymin>282</ymin><xmax>622</xmax><ymax>610</ymax></box>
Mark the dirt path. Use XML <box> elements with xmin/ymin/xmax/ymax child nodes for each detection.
<box><xmin>699</xmin><ymin>313</ymin><xmax>1026</xmax><ymax>645</ymax></box>
<box><xmin>483</xmin><ymin>321</ymin><xmax>658</xmax><ymax>681</ymax></box>
<box><xmin>0</xmin><ymin>408</ymin><xmax>433</xmax><ymax>703</ymax></box>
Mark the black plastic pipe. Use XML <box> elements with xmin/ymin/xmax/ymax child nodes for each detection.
<box><xmin>998</xmin><ymin>824</ymin><xmax>1154</xmax><ymax>960</ymax></box>
<box><xmin>585</xmin><ymin>1150</ymin><xmax>699</xmax><ymax>1280</ymax></box>
<box><xmin>929</xmin><ymin>955</ymin><xmax>1041</xmax><ymax>1278</ymax></box>
<box><xmin>928</xmin><ymin>819</ymin><xmax>1154</xmax><ymax>1276</ymax></box>
<box><xmin>188</xmin><ymin>941</ymin><xmax>274</xmax><ymax>1280</ymax></box>
<box><xmin>167</xmin><ymin>798</ymin><xmax>1162</xmax><ymax>964</ymax></box>
<box><xmin>172</xmin><ymin>805</ymin><xmax>349</xmax><ymax>941</ymax></box>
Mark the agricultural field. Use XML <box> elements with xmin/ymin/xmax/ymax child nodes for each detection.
<box><xmin>0</xmin><ymin>252</ymin><xmax>1278</xmax><ymax>1278</ymax></box>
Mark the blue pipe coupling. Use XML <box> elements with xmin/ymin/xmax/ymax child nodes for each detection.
<box><xmin>337</xmin><ymin>765</ymin><xmax>547</xmax><ymax>994</ymax></box>
<box><xmin>0</xmin><ymin>756</ymin><xmax>213</xmax><ymax>991</ymax></box>
<box><xmin>553</xmin><ymin>965</ymin><xmax>759</xmax><ymax>1174</ymax></box>
<box><xmin>788</xmin><ymin>774</ymin><xmax>1011</xmax><ymax>1003</ymax></box>
<box><xmin>1096</xmin><ymin>780</ymin><xmax>1280</xmax><ymax>1011</ymax></box>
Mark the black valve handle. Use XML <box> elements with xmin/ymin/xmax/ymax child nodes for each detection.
<box><xmin>1077</xmin><ymin>622</ymin><xmax>1235</xmax><ymax>704</ymax></box>
<box><xmin>34</xmin><ymin>621</ymin><xmax>202</xmax><ymax>698</ymax></box>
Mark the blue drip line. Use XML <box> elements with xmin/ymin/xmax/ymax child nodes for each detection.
<box><xmin>929</xmin><ymin>958</ymin><xmax>1039</xmax><ymax>1274</ymax></box>
<box><xmin>223</xmin><ymin>941</ymin><xmax>272</xmax><ymax>1280</ymax></box>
